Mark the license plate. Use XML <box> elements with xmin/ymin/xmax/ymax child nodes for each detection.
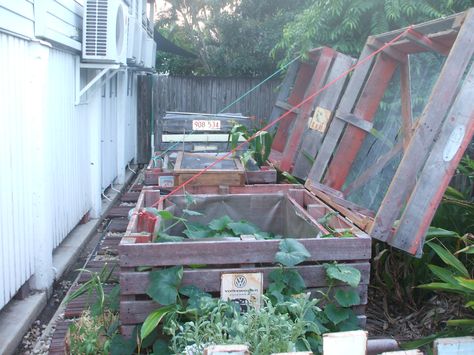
<box><xmin>192</xmin><ymin>120</ymin><xmax>221</xmax><ymax>131</ymax></box>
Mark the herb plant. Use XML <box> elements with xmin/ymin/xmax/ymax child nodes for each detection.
<box><xmin>228</xmin><ymin>123</ymin><xmax>273</xmax><ymax>168</ymax></box>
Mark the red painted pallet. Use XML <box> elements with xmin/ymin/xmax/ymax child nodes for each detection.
<box><xmin>268</xmin><ymin>47</ymin><xmax>355</xmax><ymax>179</ymax></box>
<box><xmin>304</xmin><ymin>10</ymin><xmax>474</xmax><ymax>256</ymax></box>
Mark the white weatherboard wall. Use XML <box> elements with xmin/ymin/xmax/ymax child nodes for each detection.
<box><xmin>0</xmin><ymin>43</ymin><xmax>140</xmax><ymax>310</ymax></box>
<box><xmin>0</xmin><ymin>33</ymin><xmax>35</xmax><ymax>310</ymax></box>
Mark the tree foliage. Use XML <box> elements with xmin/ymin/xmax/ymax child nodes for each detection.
<box><xmin>155</xmin><ymin>0</ymin><xmax>310</xmax><ymax>76</ymax></box>
<box><xmin>273</xmin><ymin>0</ymin><xmax>474</xmax><ymax>63</ymax></box>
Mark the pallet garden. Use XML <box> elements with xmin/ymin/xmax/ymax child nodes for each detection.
<box><xmin>121</xmin><ymin>11</ymin><xmax>474</xmax><ymax>348</ymax></box>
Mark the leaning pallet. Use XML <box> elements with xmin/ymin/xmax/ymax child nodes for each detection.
<box><xmin>119</xmin><ymin>185</ymin><xmax>372</xmax><ymax>336</ymax></box>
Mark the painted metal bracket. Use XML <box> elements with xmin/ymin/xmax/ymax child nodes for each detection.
<box><xmin>75</xmin><ymin>61</ymin><xmax>122</xmax><ymax>105</ymax></box>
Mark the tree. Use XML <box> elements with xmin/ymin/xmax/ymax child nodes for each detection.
<box><xmin>273</xmin><ymin>0</ymin><xmax>474</xmax><ymax>63</ymax></box>
<box><xmin>155</xmin><ymin>0</ymin><xmax>310</xmax><ymax>76</ymax></box>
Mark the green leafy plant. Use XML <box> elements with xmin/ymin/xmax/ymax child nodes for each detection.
<box><xmin>65</xmin><ymin>265</ymin><xmax>120</xmax><ymax>355</ymax></box>
<box><xmin>228</xmin><ymin>123</ymin><xmax>273</xmax><ymax>168</ymax></box>
<box><xmin>131</xmin><ymin>239</ymin><xmax>363</xmax><ymax>354</ymax></box>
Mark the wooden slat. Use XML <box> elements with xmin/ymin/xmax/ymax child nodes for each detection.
<box><xmin>307</xmin><ymin>45</ymin><xmax>376</xmax><ymax>183</ymax></box>
<box><xmin>121</xmin><ymin>192</ymin><xmax>140</xmax><ymax>202</ymax></box>
<box><xmin>107</xmin><ymin>206</ymin><xmax>132</xmax><ymax>218</ymax></box>
<box><xmin>275</xmin><ymin>100</ymin><xmax>301</xmax><ymax>115</ymax></box>
<box><xmin>120</xmin><ymin>284</ymin><xmax>369</xmax><ymax>325</ymax></box>
<box><xmin>267</xmin><ymin>61</ymin><xmax>300</xmax><ymax>131</ymax></box>
<box><xmin>48</xmin><ymin>320</ymin><xmax>72</xmax><ymax>355</ymax></box>
<box><xmin>279</xmin><ymin>47</ymin><xmax>336</xmax><ymax>172</ymax></box>
<box><xmin>293</xmin><ymin>53</ymin><xmax>355</xmax><ymax>180</ymax></box>
<box><xmin>107</xmin><ymin>218</ymin><xmax>129</xmax><ymax>232</ymax></box>
<box><xmin>119</xmin><ymin>236</ymin><xmax>371</xmax><ymax>267</ymax></box>
<box><xmin>400</xmin><ymin>60</ymin><xmax>413</xmax><ymax>150</ymax></box>
<box><xmin>388</xmin><ymin>63</ymin><xmax>474</xmax><ymax>255</ymax></box>
<box><xmin>371</xmin><ymin>9</ymin><xmax>474</xmax><ymax>245</ymax></box>
<box><xmin>120</xmin><ymin>263</ymin><xmax>371</xmax><ymax>295</ymax></box>
<box><xmin>324</xmin><ymin>54</ymin><xmax>399</xmax><ymax>190</ymax></box>
<box><xmin>405</xmin><ymin>29</ymin><xmax>450</xmax><ymax>56</ymax></box>
<box><xmin>367</xmin><ymin>37</ymin><xmax>408</xmax><ymax>63</ymax></box>
<box><xmin>336</xmin><ymin>112</ymin><xmax>374</xmax><ymax>133</ymax></box>
<box><xmin>272</xmin><ymin>60</ymin><xmax>315</xmax><ymax>152</ymax></box>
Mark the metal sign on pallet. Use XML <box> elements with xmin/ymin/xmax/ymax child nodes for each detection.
<box><xmin>220</xmin><ymin>272</ymin><xmax>263</xmax><ymax>311</ymax></box>
<box><xmin>192</xmin><ymin>119</ymin><xmax>221</xmax><ymax>131</ymax></box>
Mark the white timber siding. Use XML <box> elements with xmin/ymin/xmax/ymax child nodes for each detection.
<box><xmin>0</xmin><ymin>0</ymin><xmax>151</xmax><ymax>310</ymax></box>
<box><xmin>0</xmin><ymin>33</ymin><xmax>35</xmax><ymax>309</ymax></box>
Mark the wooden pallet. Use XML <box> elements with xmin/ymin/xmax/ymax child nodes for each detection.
<box><xmin>119</xmin><ymin>186</ymin><xmax>372</xmax><ymax>335</ymax></box>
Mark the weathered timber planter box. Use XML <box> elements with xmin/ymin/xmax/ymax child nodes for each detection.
<box><xmin>144</xmin><ymin>152</ymin><xmax>277</xmax><ymax>186</ymax></box>
<box><xmin>119</xmin><ymin>185</ymin><xmax>371</xmax><ymax>336</ymax></box>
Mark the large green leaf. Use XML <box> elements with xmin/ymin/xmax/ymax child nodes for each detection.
<box><xmin>209</xmin><ymin>215</ymin><xmax>233</xmax><ymax>231</ymax></box>
<box><xmin>140</xmin><ymin>305</ymin><xmax>175</xmax><ymax>340</ymax></box>
<box><xmin>156</xmin><ymin>210</ymin><xmax>174</xmax><ymax>220</ymax></box>
<box><xmin>334</xmin><ymin>289</ymin><xmax>360</xmax><ymax>307</ymax></box>
<box><xmin>324</xmin><ymin>263</ymin><xmax>361</xmax><ymax>288</ymax></box>
<box><xmin>275</xmin><ymin>239</ymin><xmax>311</xmax><ymax>267</ymax></box>
<box><xmin>109</xmin><ymin>333</ymin><xmax>137</xmax><ymax>355</ymax></box>
<box><xmin>425</xmin><ymin>227</ymin><xmax>459</xmax><ymax>238</ymax></box>
<box><xmin>153</xmin><ymin>339</ymin><xmax>172</xmax><ymax>355</ymax></box>
<box><xmin>147</xmin><ymin>266</ymin><xmax>183</xmax><ymax>305</ymax></box>
<box><xmin>228</xmin><ymin>221</ymin><xmax>258</xmax><ymax>236</ymax></box>
<box><xmin>324</xmin><ymin>304</ymin><xmax>350</xmax><ymax>325</ymax></box>
<box><xmin>269</xmin><ymin>268</ymin><xmax>306</xmax><ymax>293</ymax></box>
<box><xmin>155</xmin><ymin>232</ymin><xmax>184</xmax><ymax>243</ymax></box>
<box><xmin>454</xmin><ymin>277</ymin><xmax>474</xmax><ymax>291</ymax></box>
<box><xmin>427</xmin><ymin>264</ymin><xmax>459</xmax><ymax>285</ymax></box>
<box><xmin>447</xmin><ymin>319</ymin><xmax>474</xmax><ymax>327</ymax></box>
<box><xmin>427</xmin><ymin>242</ymin><xmax>469</xmax><ymax>278</ymax></box>
<box><xmin>183</xmin><ymin>222</ymin><xmax>211</xmax><ymax>239</ymax></box>
<box><xmin>418</xmin><ymin>282</ymin><xmax>467</xmax><ymax>294</ymax></box>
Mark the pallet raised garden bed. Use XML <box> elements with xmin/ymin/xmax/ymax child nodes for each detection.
<box><xmin>119</xmin><ymin>185</ymin><xmax>372</xmax><ymax>336</ymax></box>
<box><xmin>144</xmin><ymin>151</ymin><xmax>277</xmax><ymax>186</ymax></box>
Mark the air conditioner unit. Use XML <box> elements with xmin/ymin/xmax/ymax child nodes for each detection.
<box><xmin>126</xmin><ymin>16</ymin><xmax>136</xmax><ymax>62</ymax></box>
<box><xmin>141</xmin><ymin>28</ymin><xmax>148</xmax><ymax>67</ymax></box>
<box><xmin>133</xmin><ymin>21</ymin><xmax>143</xmax><ymax>65</ymax></box>
<box><xmin>82</xmin><ymin>0</ymin><xmax>128</xmax><ymax>64</ymax></box>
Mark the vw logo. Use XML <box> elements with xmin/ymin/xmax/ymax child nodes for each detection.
<box><xmin>234</xmin><ymin>275</ymin><xmax>247</xmax><ymax>288</ymax></box>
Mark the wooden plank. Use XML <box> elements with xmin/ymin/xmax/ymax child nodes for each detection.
<box><xmin>106</xmin><ymin>206</ymin><xmax>132</xmax><ymax>218</ymax></box>
<box><xmin>405</xmin><ymin>29</ymin><xmax>450</xmax><ymax>55</ymax></box>
<box><xmin>367</xmin><ymin>37</ymin><xmax>408</xmax><ymax>63</ymax></box>
<box><xmin>293</xmin><ymin>53</ymin><xmax>355</xmax><ymax>180</ymax></box>
<box><xmin>120</xmin><ymin>284</ymin><xmax>369</xmax><ymax>325</ymax></box>
<box><xmin>136</xmin><ymin>75</ymin><xmax>152</xmax><ymax>164</ymax></box>
<box><xmin>275</xmin><ymin>100</ymin><xmax>301</xmax><ymax>114</ymax></box>
<box><xmin>244</xmin><ymin>167</ymin><xmax>277</xmax><ymax>184</ymax></box>
<box><xmin>400</xmin><ymin>60</ymin><xmax>413</xmax><ymax>150</ymax></box>
<box><xmin>388</xmin><ymin>63</ymin><xmax>474</xmax><ymax>256</ymax></box>
<box><xmin>267</xmin><ymin>61</ymin><xmax>300</xmax><ymax>131</ymax></box>
<box><xmin>371</xmin><ymin>10</ymin><xmax>474</xmax><ymax>246</ymax></box>
<box><xmin>120</xmin><ymin>263</ymin><xmax>371</xmax><ymax>295</ymax></box>
<box><xmin>272</xmin><ymin>60</ymin><xmax>315</xmax><ymax>152</ymax></box>
<box><xmin>307</xmin><ymin>45</ymin><xmax>376</xmax><ymax>183</ymax></box>
<box><xmin>119</xmin><ymin>236</ymin><xmax>371</xmax><ymax>267</ymax></box>
<box><xmin>324</xmin><ymin>54</ymin><xmax>399</xmax><ymax>190</ymax></box>
<box><xmin>279</xmin><ymin>47</ymin><xmax>336</xmax><ymax>172</ymax></box>
<box><xmin>336</xmin><ymin>112</ymin><xmax>374</xmax><ymax>133</ymax></box>
<box><xmin>323</xmin><ymin>330</ymin><xmax>368</xmax><ymax>355</ymax></box>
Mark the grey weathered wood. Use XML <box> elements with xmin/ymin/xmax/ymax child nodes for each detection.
<box><xmin>307</xmin><ymin>45</ymin><xmax>376</xmax><ymax>183</ymax></box>
<box><xmin>267</xmin><ymin>61</ymin><xmax>300</xmax><ymax>132</ymax></box>
<box><xmin>119</xmin><ymin>236</ymin><xmax>371</xmax><ymax>267</ymax></box>
<box><xmin>293</xmin><ymin>53</ymin><xmax>355</xmax><ymax>180</ymax></box>
<box><xmin>389</xmin><ymin>62</ymin><xmax>474</xmax><ymax>256</ymax></box>
<box><xmin>371</xmin><ymin>9</ymin><xmax>474</xmax><ymax>244</ymax></box>
<box><xmin>137</xmin><ymin>75</ymin><xmax>152</xmax><ymax>164</ymax></box>
<box><xmin>336</xmin><ymin>112</ymin><xmax>374</xmax><ymax>133</ymax></box>
<box><xmin>120</xmin><ymin>263</ymin><xmax>371</xmax><ymax>295</ymax></box>
<box><xmin>153</xmin><ymin>75</ymin><xmax>280</xmax><ymax>122</ymax></box>
<box><xmin>120</xmin><ymin>284</ymin><xmax>369</xmax><ymax>325</ymax></box>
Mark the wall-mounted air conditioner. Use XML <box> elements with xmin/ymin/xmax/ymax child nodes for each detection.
<box><xmin>140</xmin><ymin>28</ymin><xmax>148</xmax><ymax>67</ymax></box>
<box><xmin>133</xmin><ymin>21</ymin><xmax>143</xmax><ymax>66</ymax></box>
<box><xmin>82</xmin><ymin>0</ymin><xmax>128</xmax><ymax>65</ymax></box>
<box><xmin>126</xmin><ymin>16</ymin><xmax>136</xmax><ymax>62</ymax></box>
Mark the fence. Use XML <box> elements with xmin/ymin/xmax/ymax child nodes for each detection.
<box><xmin>153</xmin><ymin>75</ymin><xmax>280</xmax><ymax>120</ymax></box>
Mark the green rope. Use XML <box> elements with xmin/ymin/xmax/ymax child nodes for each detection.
<box><xmin>155</xmin><ymin>55</ymin><xmax>301</xmax><ymax>159</ymax></box>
